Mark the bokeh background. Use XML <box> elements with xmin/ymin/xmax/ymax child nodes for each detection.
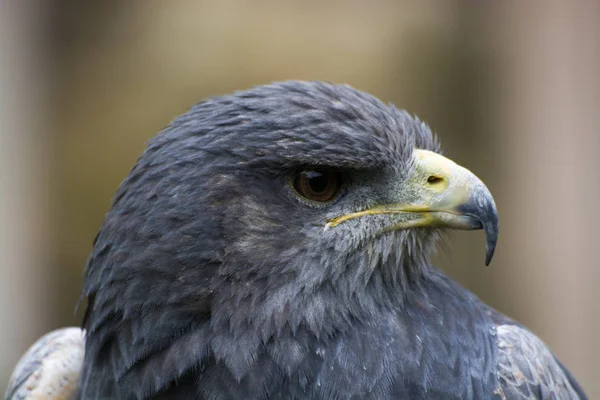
<box><xmin>1</xmin><ymin>0</ymin><xmax>599</xmax><ymax>396</ymax></box>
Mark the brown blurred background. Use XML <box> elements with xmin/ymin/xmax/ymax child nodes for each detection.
<box><xmin>1</xmin><ymin>0</ymin><xmax>599</xmax><ymax>397</ymax></box>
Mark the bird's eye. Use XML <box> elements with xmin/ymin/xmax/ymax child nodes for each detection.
<box><xmin>292</xmin><ymin>168</ymin><xmax>342</xmax><ymax>203</ymax></box>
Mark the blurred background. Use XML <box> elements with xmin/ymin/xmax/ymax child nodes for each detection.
<box><xmin>1</xmin><ymin>0</ymin><xmax>599</xmax><ymax>396</ymax></box>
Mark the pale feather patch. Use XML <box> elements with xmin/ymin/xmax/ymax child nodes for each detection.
<box><xmin>495</xmin><ymin>325</ymin><xmax>582</xmax><ymax>399</ymax></box>
<box><xmin>5</xmin><ymin>327</ymin><xmax>85</xmax><ymax>400</ymax></box>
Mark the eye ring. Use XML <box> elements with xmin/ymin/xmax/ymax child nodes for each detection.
<box><xmin>292</xmin><ymin>168</ymin><xmax>343</xmax><ymax>204</ymax></box>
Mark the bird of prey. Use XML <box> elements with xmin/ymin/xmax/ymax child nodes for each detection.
<box><xmin>6</xmin><ymin>81</ymin><xmax>586</xmax><ymax>399</ymax></box>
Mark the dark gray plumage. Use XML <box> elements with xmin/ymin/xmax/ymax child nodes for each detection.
<box><xmin>72</xmin><ymin>81</ymin><xmax>585</xmax><ymax>399</ymax></box>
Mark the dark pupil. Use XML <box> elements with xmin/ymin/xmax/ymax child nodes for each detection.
<box><xmin>305</xmin><ymin>171</ymin><xmax>328</xmax><ymax>194</ymax></box>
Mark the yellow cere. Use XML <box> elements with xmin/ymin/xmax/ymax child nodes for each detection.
<box><xmin>324</xmin><ymin>149</ymin><xmax>476</xmax><ymax>230</ymax></box>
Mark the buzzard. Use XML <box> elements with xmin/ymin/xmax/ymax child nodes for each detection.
<box><xmin>6</xmin><ymin>81</ymin><xmax>586</xmax><ymax>399</ymax></box>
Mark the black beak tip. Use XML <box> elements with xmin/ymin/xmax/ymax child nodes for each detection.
<box><xmin>457</xmin><ymin>200</ymin><xmax>499</xmax><ymax>266</ymax></box>
<box><xmin>483</xmin><ymin>219</ymin><xmax>498</xmax><ymax>266</ymax></box>
<box><xmin>485</xmin><ymin>246</ymin><xmax>495</xmax><ymax>266</ymax></box>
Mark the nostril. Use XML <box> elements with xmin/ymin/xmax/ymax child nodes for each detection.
<box><xmin>427</xmin><ymin>176</ymin><xmax>444</xmax><ymax>185</ymax></box>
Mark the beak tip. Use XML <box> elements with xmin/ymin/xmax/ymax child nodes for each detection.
<box><xmin>483</xmin><ymin>221</ymin><xmax>498</xmax><ymax>266</ymax></box>
<box><xmin>485</xmin><ymin>250</ymin><xmax>494</xmax><ymax>266</ymax></box>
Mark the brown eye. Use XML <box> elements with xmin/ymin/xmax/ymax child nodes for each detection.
<box><xmin>293</xmin><ymin>168</ymin><xmax>342</xmax><ymax>203</ymax></box>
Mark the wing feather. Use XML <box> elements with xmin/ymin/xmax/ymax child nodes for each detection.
<box><xmin>495</xmin><ymin>324</ymin><xmax>586</xmax><ymax>400</ymax></box>
<box><xmin>5</xmin><ymin>328</ymin><xmax>84</xmax><ymax>400</ymax></box>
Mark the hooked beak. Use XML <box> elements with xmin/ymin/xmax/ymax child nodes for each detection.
<box><xmin>327</xmin><ymin>150</ymin><xmax>499</xmax><ymax>265</ymax></box>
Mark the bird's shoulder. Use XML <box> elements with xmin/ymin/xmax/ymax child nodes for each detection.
<box><xmin>485</xmin><ymin>311</ymin><xmax>586</xmax><ymax>400</ymax></box>
<box><xmin>426</xmin><ymin>270</ymin><xmax>586</xmax><ymax>399</ymax></box>
<box><xmin>5</xmin><ymin>327</ymin><xmax>85</xmax><ymax>400</ymax></box>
